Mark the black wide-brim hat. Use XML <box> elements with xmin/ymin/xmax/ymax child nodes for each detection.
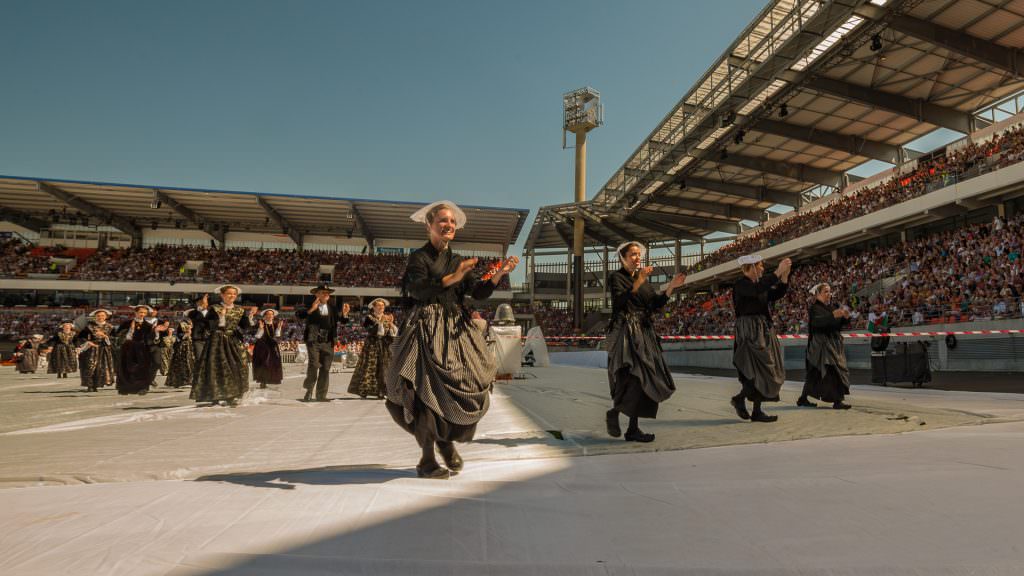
<box><xmin>309</xmin><ymin>283</ymin><xmax>335</xmax><ymax>295</ymax></box>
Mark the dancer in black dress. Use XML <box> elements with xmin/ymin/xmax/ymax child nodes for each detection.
<box><xmin>384</xmin><ymin>200</ymin><xmax>518</xmax><ymax>479</ymax></box>
<box><xmin>165</xmin><ymin>318</ymin><xmax>196</xmax><ymax>389</ymax></box>
<box><xmin>730</xmin><ymin>255</ymin><xmax>791</xmax><ymax>423</ymax></box>
<box><xmin>798</xmin><ymin>283</ymin><xmax>853</xmax><ymax>410</ymax></box>
<box><xmin>605</xmin><ymin>241</ymin><xmax>686</xmax><ymax>442</ymax></box>
<box><xmin>191</xmin><ymin>285</ymin><xmax>256</xmax><ymax>406</ymax></box>
<box><xmin>251</xmin><ymin>309</ymin><xmax>284</xmax><ymax>388</ymax></box>
<box><xmin>348</xmin><ymin>297</ymin><xmax>397</xmax><ymax>399</ymax></box>
<box><xmin>77</xmin><ymin>309</ymin><xmax>116</xmax><ymax>392</ymax></box>
<box><xmin>117</xmin><ymin>305</ymin><xmax>159</xmax><ymax>395</ymax></box>
<box><xmin>45</xmin><ymin>321</ymin><xmax>79</xmax><ymax>378</ymax></box>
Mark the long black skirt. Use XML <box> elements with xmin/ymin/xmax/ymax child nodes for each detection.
<box><xmin>733</xmin><ymin>315</ymin><xmax>784</xmax><ymax>402</ymax></box>
<box><xmin>606</xmin><ymin>314</ymin><xmax>675</xmax><ymax>419</ymax></box>
<box><xmin>117</xmin><ymin>340</ymin><xmax>151</xmax><ymax>394</ymax></box>
<box><xmin>252</xmin><ymin>339</ymin><xmax>283</xmax><ymax>385</ymax></box>
<box><xmin>384</xmin><ymin>304</ymin><xmax>494</xmax><ymax>443</ymax></box>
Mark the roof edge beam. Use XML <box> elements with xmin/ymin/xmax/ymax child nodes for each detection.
<box><xmin>888</xmin><ymin>14</ymin><xmax>1023</xmax><ymax>78</ymax></box>
<box><xmin>806</xmin><ymin>77</ymin><xmax>972</xmax><ymax>133</ymax></box>
<box><xmin>653</xmin><ymin>212</ymin><xmax>738</xmax><ymax>234</ymax></box>
<box><xmin>154</xmin><ymin>189</ymin><xmax>224</xmax><ymax>247</ymax></box>
<box><xmin>715</xmin><ymin>153</ymin><xmax>844</xmax><ymax>187</ymax></box>
<box><xmin>753</xmin><ymin>118</ymin><xmax>902</xmax><ymax>164</ymax></box>
<box><xmin>682</xmin><ymin>177</ymin><xmax>801</xmax><ymax>207</ymax></box>
<box><xmin>0</xmin><ymin>205</ymin><xmax>46</xmax><ymax>232</ymax></box>
<box><xmin>648</xmin><ymin>196</ymin><xmax>765</xmax><ymax>221</ymax></box>
<box><xmin>624</xmin><ymin>214</ymin><xmax>702</xmax><ymax>242</ymax></box>
<box><xmin>37</xmin><ymin>182</ymin><xmax>141</xmax><ymax>244</ymax></box>
<box><xmin>256</xmin><ymin>196</ymin><xmax>303</xmax><ymax>248</ymax></box>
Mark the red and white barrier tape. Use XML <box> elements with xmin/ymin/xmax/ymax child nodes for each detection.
<box><xmin>518</xmin><ymin>329</ymin><xmax>1024</xmax><ymax>342</ymax></box>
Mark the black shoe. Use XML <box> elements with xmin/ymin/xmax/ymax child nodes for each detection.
<box><xmin>730</xmin><ymin>397</ymin><xmax>751</xmax><ymax>420</ymax></box>
<box><xmin>750</xmin><ymin>411</ymin><xmax>778</xmax><ymax>423</ymax></box>
<box><xmin>302</xmin><ymin>389</ymin><xmax>312</xmax><ymax>402</ymax></box>
<box><xmin>438</xmin><ymin>443</ymin><xmax>464</xmax><ymax>473</ymax></box>
<box><xmin>833</xmin><ymin>402</ymin><xmax>852</xmax><ymax>410</ymax></box>
<box><xmin>624</xmin><ymin>429</ymin><xmax>655</xmax><ymax>443</ymax></box>
<box><xmin>796</xmin><ymin>397</ymin><xmax>817</xmax><ymax>408</ymax></box>
<box><xmin>605</xmin><ymin>409</ymin><xmax>622</xmax><ymax>438</ymax></box>
<box><xmin>416</xmin><ymin>462</ymin><xmax>451</xmax><ymax>479</ymax></box>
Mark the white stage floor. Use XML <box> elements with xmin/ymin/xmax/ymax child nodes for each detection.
<box><xmin>2</xmin><ymin>363</ymin><xmax>1024</xmax><ymax>574</ymax></box>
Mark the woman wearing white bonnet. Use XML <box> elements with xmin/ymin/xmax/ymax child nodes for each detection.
<box><xmin>730</xmin><ymin>254</ymin><xmax>791</xmax><ymax>422</ymax></box>
<box><xmin>604</xmin><ymin>240</ymin><xmax>686</xmax><ymax>442</ymax></box>
<box><xmin>798</xmin><ymin>282</ymin><xmax>853</xmax><ymax>410</ymax></box>
<box><xmin>348</xmin><ymin>297</ymin><xmax>398</xmax><ymax>399</ymax></box>
<box><xmin>383</xmin><ymin>200</ymin><xmax>518</xmax><ymax>479</ymax></box>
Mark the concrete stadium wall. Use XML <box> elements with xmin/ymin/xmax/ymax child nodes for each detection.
<box><xmin>551</xmin><ymin>318</ymin><xmax>1024</xmax><ymax>373</ymax></box>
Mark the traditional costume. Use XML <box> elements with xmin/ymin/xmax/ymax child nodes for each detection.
<box><xmin>191</xmin><ymin>286</ymin><xmax>254</xmax><ymax>405</ymax></box>
<box><xmin>604</xmin><ymin>241</ymin><xmax>676</xmax><ymax>442</ymax></box>
<box><xmin>799</xmin><ymin>284</ymin><xmax>852</xmax><ymax>409</ymax></box>
<box><xmin>295</xmin><ymin>284</ymin><xmax>350</xmax><ymax>401</ymax></box>
<box><xmin>45</xmin><ymin>322</ymin><xmax>79</xmax><ymax>378</ymax></box>
<box><xmin>384</xmin><ymin>200</ymin><xmax>500</xmax><ymax>479</ymax></box>
<box><xmin>117</xmin><ymin>307</ymin><xmax>155</xmax><ymax>395</ymax></box>
<box><xmin>348</xmin><ymin>298</ymin><xmax>397</xmax><ymax>398</ymax></box>
<box><xmin>251</xmin><ymin>310</ymin><xmax>284</xmax><ymax>388</ymax></box>
<box><xmin>14</xmin><ymin>338</ymin><xmax>40</xmax><ymax>374</ymax></box>
<box><xmin>165</xmin><ymin>319</ymin><xmax>196</xmax><ymax>389</ymax></box>
<box><xmin>731</xmin><ymin>255</ymin><xmax>788</xmax><ymax>422</ymax></box>
<box><xmin>77</xmin><ymin>310</ymin><xmax>116</xmax><ymax>392</ymax></box>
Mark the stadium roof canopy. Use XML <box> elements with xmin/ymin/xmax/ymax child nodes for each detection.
<box><xmin>0</xmin><ymin>174</ymin><xmax>530</xmax><ymax>249</ymax></box>
<box><xmin>526</xmin><ymin>0</ymin><xmax>1024</xmax><ymax>251</ymax></box>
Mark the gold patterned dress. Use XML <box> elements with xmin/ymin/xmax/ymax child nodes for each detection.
<box><xmin>191</xmin><ymin>305</ymin><xmax>253</xmax><ymax>403</ymax></box>
<box><xmin>77</xmin><ymin>322</ymin><xmax>116</xmax><ymax>391</ymax></box>
<box><xmin>46</xmin><ymin>332</ymin><xmax>79</xmax><ymax>376</ymax></box>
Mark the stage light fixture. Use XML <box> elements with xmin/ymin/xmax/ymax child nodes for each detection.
<box><xmin>720</xmin><ymin>148</ymin><xmax>729</xmax><ymax>160</ymax></box>
<box><xmin>779</xmin><ymin>104</ymin><xmax>789</xmax><ymax>118</ymax></box>
<box><xmin>870</xmin><ymin>34</ymin><xmax>882</xmax><ymax>52</ymax></box>
<box><xmin>734</xmin><ymin>130</ymin><xmax>746</xmax><ymax>145</ymax></box>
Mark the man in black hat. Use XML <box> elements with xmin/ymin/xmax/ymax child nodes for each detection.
<box><xmin>187</xmin><ymin>294</ymin><xmax>212</xmax><ymax>387</ymax></box>
<box><xmin>295</xmin><ymin>283</ymin><xmax>350</xmax><ymax>401</ymax></box>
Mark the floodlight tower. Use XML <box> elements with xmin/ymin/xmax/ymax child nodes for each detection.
<box><xmin>563</xmin><ymin>87</ymin><xmax>603</xmax><ymax>331</ymax></box>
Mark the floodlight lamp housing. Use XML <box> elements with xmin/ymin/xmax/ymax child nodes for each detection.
<box><xmin>563</xmin><ymin>86</ymin><xmax>603</xmax><ymax>147</ymax></box>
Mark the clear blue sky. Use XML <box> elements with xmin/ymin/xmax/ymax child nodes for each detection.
<box><xmin>1</xmin><ymin>0</ymin><xmax>770</xmax><ymax>251</ymax></box>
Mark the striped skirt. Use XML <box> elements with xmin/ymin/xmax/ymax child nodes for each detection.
<box><xmin>384</xmin><ymin>304</ymin><xmax>495</xmax><ymax>442</ymax></box>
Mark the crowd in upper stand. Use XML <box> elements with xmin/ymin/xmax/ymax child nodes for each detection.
<box><xmin>0</xmin><ymin>242</ymin><xmax>510</xmax><ymax>290</ymax></box>
<box><xmin>692</xmin><ymin>124</ymin><xmax>1024</xmax><ymax>272</ymax></box>
<box><xmin>654</xmin><ymin>213</ymin><xmax>1024</xmax><ymax>337</ymax></box>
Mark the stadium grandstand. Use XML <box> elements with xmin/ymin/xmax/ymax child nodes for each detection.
<box><xmin>0</xmin><ymin>175</ymin><xmax>529</xmax><ymax>347</ymax></box>
<box><xmin>524</xmin><ymin>0</ymin><xmax>1024</xmax><ymax>357</ymax></box>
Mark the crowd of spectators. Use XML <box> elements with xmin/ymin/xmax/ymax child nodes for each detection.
<box><xmin>653</xmin><ymin>213</ymin><xmax>1024</xmax><ymax>336</ymax></box>
<box><xmin>1</xmin><ymin>243</ymin><xmax>511</xmax><ymax>290</ymax></box>
<box><xmin>692</xmin><ymin>124</ymin><xmax>1024</xmax><ymax>271</ymax></box>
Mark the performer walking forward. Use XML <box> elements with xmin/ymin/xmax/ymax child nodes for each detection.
<box><xmin>384</xmin><ymin>200</ymin><xmax>519</xmax><ymax>479</ymax></box>
<box><xmin>798</xmin><ymin>283</ymin><xmax>853</xmax><ymax>410</ymax></box>
<box><xmin>45</xmin><ymin>321</ymin><xmax>79</xmax><ymax>378</ymax></box>
<box><xmin>186</xmin><ymin>295</ymin><xmax>212</xmax><ymax>387</ymax></box>
<box><xmin>605</xmin><ymin>241</ymin><xmax>686</xmax><ymax>442</ymax></box>
<box><xmin>156</xmin><ymin>318</ymin><xmax>175</xmax><ymax>378</ymax></box>
<box><xmin>251</xmin><ymin>309</ymin><xmax>285</xmax><ymax>388</ymax></box>
<box><xmin>295</xmin><ymin>284</ymin><xmax>350</xmax><ymax>402</ymax></box>
<box><xmin>191</xmin><ymin>285</ymin><xmax>256</xmax><ymax>406</ymax></box>
<box><xmin>14</xmin><ymin>337</ymin><xmax>41</xmax><ymax>374</ymax></box>
<box><xmin>117</xmin><ymin>305</ymin><xmax>160</xmax><ymax>395</ymax></box>
<box><xmin>165</xmin><ymin>318</ymin><xmax>196</xmax><ymax>389</ymax></box>
<box><xmin>77</xmin><ymin>309</ymin><xmax>116</xmax><ymax>392</ymax></box>
<box><xmin>731</xmin><ymin>255</ymin><xmax>792</xmax><ymax>422</ymax></box>
<box><xmin>348</xmin><ymin>297</ymin><xmax>397</xmax><ymax>399</ymax></box>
